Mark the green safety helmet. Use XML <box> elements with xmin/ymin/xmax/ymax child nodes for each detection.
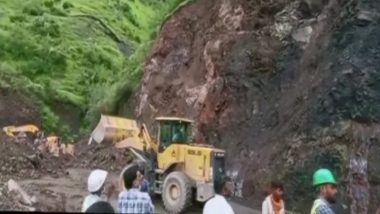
<box><xmin>313</xmin><ymin>168</ymin><xmax>337</xmax><ymax>186</ymax></box>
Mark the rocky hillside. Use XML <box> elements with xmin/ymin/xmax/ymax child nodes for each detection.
<box><xmin>134</xmin><ymin>0</ymin><xmax>380</xmax><ymax>212</ymax></box>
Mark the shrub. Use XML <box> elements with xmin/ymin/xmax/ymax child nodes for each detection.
<box><xmin>9</xmin><ymin>15</ymin><xmax>27</xmax><ymax>23</ymax></box>
<box><xmin>50</xmin><ymin>7</ymin><xmax>67</xmax><ymax>16</ymax></box>
<box><xmin>23</xmin><ymin>4</ymin><xmax>45</xmax><ymax>16</ymax></box>
<box><xmin>44</xmin><ymin>0</ymin><xmax>54</xmax><ymax>8</ymax></box>
<box><xmin>62</xmin><ymin>2</ymin><xmax>74</xmax><ymax>10</ymax></box>
<box><xmin>42</xmin><ymin>106</ymin><xmax>59</xmax><ymax>133</ymax></box>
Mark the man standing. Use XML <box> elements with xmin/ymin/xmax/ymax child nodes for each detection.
<box><xmin>262</xmin><ymin>181</ymin><xmax>285</xmax><ymax>214</ymax></box>
<box><xmin>310</xmin><ymin>168</ymin><xmax>338</xmax><ymax>214</ymax></box>
<box><xmin>118</xmin><ymin>164</ymin><xmax>154</xmax><ymax>214</ymax></box>
<box><xmin>137</xmin><ymin>168</ymin><xmax>150</xmax><ymax>193</ymax></box>
<box><xmin>203</xmin><ymin>176</ymin><xmax>234</xmax><ymax>214</ymax></box>
<box><xmin>82</xmin><ymin>169</ymin><xmax>109</xmax><ymax>212</ymax></box>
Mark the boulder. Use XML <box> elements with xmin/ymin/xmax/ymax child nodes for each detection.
<box><xmin>292</xmin><ymin>26</ymin><xmax>313</xmax><ymax>43</ymax></box>
<box><xmin>7</xmin><ymin>179</ymin><xmax>37</xmax><ymax>206</ymax></box>
<box><xmin>357</xmin><ymin>10</ymin><xmax>379</xmax><ymax>25</ymax></box>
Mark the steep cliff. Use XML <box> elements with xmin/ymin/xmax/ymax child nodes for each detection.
<box><xmin>134</xmin><ymin>0</ymin><xmax>380</xmax><ymax>212</ymax></box>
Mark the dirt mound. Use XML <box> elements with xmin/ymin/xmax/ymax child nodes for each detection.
<box><xmin>0</xmin><ymin>135</ymin><xmax>66</xmax><ymax>183</ymax></box>
<box><xmin>0</xmin><ymin>134</ymin><xmax>69</xmax><ymax>211</ymax></box>
<box><xmin>73</xmin><ymin>140</ymin><xmax>133</xmax><ymax>173</ymax></box>
<box><xmin>0</xmin><ymin>88</ymin><xmax>41</xmax><ymax>127</ymax></box>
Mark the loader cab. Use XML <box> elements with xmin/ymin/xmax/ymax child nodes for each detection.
<box><xmin>155</xmin><ymin>117</ymin><xmax>193</xmax><ymax>152</ymax></box>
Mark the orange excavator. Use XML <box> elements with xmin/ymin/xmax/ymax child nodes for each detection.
<box><xmin>2</xmin><ymin>124</ymin><xmax>73</xmax><ymax>157</ymax></box>
<box><xmin>2</xmin><ymin>124</ymin><xmax>40</xmax><ymax>138</ymax></box>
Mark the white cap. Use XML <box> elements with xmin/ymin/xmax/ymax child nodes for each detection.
<box><xmin>87</xmin><ymin>169</ymin><xmax>108</xmax><ymax>192</ymax></box>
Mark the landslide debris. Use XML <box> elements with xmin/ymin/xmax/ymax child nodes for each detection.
<box><xmin>73</xmin><ymin>140</ymin><xmax>134</xmax><ymax>172</ymax></box>
<box><xmin>0</xmin><ymin>133</ymin><xmax>68</xmax><ymax>211</ymax></box>
<box><xmin>0</xmin><ymin>134</ymin><xmax>133</xmax><ymax>211</ymax></box>
<box><xmin>0</xmin><ymin>135</ymin><xmax>66</xmax><ymax>183</ymax></box>
<box><xmin>0</xmin><ymin>88</ymin><xmax>41</xmax><ymax>128</ymax></box>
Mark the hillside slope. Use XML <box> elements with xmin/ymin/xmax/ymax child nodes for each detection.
<box><xmin>135</xmin><ymin>0</ymin><xmax>380</xmax><ymax>212</ymax></box>
<box><xmin>0</xmin><ymin>0</ymin><xmax>187</xmax><ymax>135</ymax></box>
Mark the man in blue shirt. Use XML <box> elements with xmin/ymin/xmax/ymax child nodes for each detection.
<box><xmin>137</xmin><ymin>168</ymin><xmax>150</xmax><ymax>193</ymax></box>
<box><xmin>118</xmin><ymin>164</ymin><xmax>154</xmax><ymax>214</ymax></box>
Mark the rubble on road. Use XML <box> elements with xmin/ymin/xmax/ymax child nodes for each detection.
<box><xmin>0</xmin><ymin>133</ymin><xmax>68</xmax><ymax>181</ymax></box>
<box><xmin>74</xmin><ymin>140</ymin><xmax>134</xmax><ymax>172</ymax></box>
<box><xmin>7</xmin><ymin>179</ymin><xmax>37</xmax><ymax>211</ymax></box>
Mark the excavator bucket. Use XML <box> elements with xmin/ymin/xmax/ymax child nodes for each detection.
<box><xmin>89</xmin><ymin>115</ymin><xmax>142</xmax><ymax>145</ymax></box>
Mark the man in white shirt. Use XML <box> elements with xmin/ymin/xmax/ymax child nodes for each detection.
<box><xmin>82</xmin><ymin>169</ymin><xmax>116</xmax><ymax>212</ymax></box>
<box><xmin>203</xmin><ymin>176</ymin><xmax>235</xmax><ymax>214</ymax></box>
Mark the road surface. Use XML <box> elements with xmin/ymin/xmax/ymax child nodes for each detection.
<box><xmin>19</xmin><ymin>168</ymin><xmax>260</xmax><ymax>213</ymax></box>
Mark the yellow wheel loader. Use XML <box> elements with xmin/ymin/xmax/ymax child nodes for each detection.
<box><xmin>90</xmin><ymin>115</ymin><xmax>226</xmax><ymax>213</ymax></box>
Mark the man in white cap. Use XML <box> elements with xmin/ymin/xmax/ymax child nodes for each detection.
<box><xmin>82</xmin><ymin>169</ymin><xmax>109</xmax><ymax>212</ymax></box>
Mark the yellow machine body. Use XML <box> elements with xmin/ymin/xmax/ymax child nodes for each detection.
<box><xmin>2</xmin><ymin>124</ymin><xmax>40</xmax><ymax>137</ymax></box>
<box><xmin>90</xmin><ymin>115</ymin><xmax>226</xmax><ymax>212</ymax></box>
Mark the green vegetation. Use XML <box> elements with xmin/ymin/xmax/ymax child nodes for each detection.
<box><xmin>0</xmin><ymin>0</ymin><xmax>189</xmax><ymax>134</ymax></box>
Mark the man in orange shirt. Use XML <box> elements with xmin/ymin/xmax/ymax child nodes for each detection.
<box><xmin>262</xmin><ymin>181</ymin><xmax>285</xmax><ymax>214</ymax></box>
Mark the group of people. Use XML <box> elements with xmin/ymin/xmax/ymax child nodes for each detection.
<box><xmin>81</xmin><ymin>163</ymin><xmax>153</xmax><ymax>213</ymax></box>
<box><xmin>260</xmin><ymin>168</ymin><xmax>339</xmax><ymax>214</ymax></box>
<box><xmin>80</xmin><ymin>167</ymin><xmax>340</xmax><ymax>214</ymax></box>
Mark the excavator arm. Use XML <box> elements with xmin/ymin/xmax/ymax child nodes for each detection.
<box><xmin>138</xmin><ymin>124</ymin><xmax>158</xmax><ymax>154</ymax></box>
<box><xmin>2</xmin><ymin>126</ymin><xmax>16</xmax><ymax>137</ymax></box>
<box><xmin>2</xmin><ymin>125</ymin><xmax>40</xmax><ymax>138</ymax></box>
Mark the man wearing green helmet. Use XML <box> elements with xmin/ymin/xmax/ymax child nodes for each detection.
<box><xmin>310</xmin><ymin>168</ymin><xmax>338</xmax><ymax>214</ymax></box>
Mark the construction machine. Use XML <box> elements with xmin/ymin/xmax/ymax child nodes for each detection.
<box><xmin>2</xmin><ymin>125</ymin><xmax>40</xmax><ymax>138</ymax></box>
<box><xmin>38</xmin><ymin>136</ymin><xmax>61</xmax><ymax>157</ymax></box>
<box><xmin>90</xmin><ymin>115</ymin><xmax>226</xmax><ymax>213</ymax></box>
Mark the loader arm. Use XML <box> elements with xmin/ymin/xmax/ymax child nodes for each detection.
<box><xmin>90</xmin><ymin>115</ymin><xmax>157</xmax><ymax>154</ymax></box>
<box><xmin>139</xmin><ymin>124</ymin><xmax>158</xmax><ymax>154</ymax></box>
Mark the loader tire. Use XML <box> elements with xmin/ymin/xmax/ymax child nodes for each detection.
<box><xmin>162</xmin><ymin>171</ymin><xmax>192</xmax><ymax>213</ymax></box>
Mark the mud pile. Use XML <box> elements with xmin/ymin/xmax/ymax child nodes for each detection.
<box><xmin>73</xmin><ymin>140</ymin><xmax>133</xmax><ymax>173</ymax></box>
<box><xmin>0</xmin><ymin>134</ymin><xmax>69</xmax><ymax>211</ymax></box>
<box><xmin>0</xmin><ymin>88</ymin><xmax>41</xmax><ymax>127</ymax></box>
<box><xmin>0</xmin><ymin>135</ymin><xmax>66</xmax><ymax>183</ymax></box>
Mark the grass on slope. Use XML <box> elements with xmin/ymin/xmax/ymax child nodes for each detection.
<box><xmin>0</xmin><ymin>0</ymin><xmax>187</xmax><ymax>135</ymax></box>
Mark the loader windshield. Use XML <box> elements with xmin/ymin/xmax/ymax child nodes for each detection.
<box><xmin>159</xmin><ymin>120</ymin><xmax>191</xmax><ymax>150</ymax></box>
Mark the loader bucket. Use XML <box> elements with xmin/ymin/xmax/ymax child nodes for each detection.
<box><xmin>90</xmin><ymin>115</ymin><xmax>141</xmax><ymax>144</ymax></box>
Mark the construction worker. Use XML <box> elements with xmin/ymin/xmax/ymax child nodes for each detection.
<box><xmin>262</xmin><ymin>181</ymin><xmax>285</xmax><ymax>214</ymax></box>
<box><xmin>82</xmin><ymin>169</ymin><xmax>109</xmax><ymax>212</ymax></box>
<box><xmin>203</xmin><ymin>176</ymin><xmax>235</xmax><ymax>214</ymax></box>
<box><xmin>310</xmin><ymin>168</ymin><xmax>338</xmax><ymax>214</ymax></box>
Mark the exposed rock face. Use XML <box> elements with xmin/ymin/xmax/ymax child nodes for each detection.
<box><xmin>134</xmin><ymin>0</ymin><xmax>380</xmax><ymax>212</ymax></box>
